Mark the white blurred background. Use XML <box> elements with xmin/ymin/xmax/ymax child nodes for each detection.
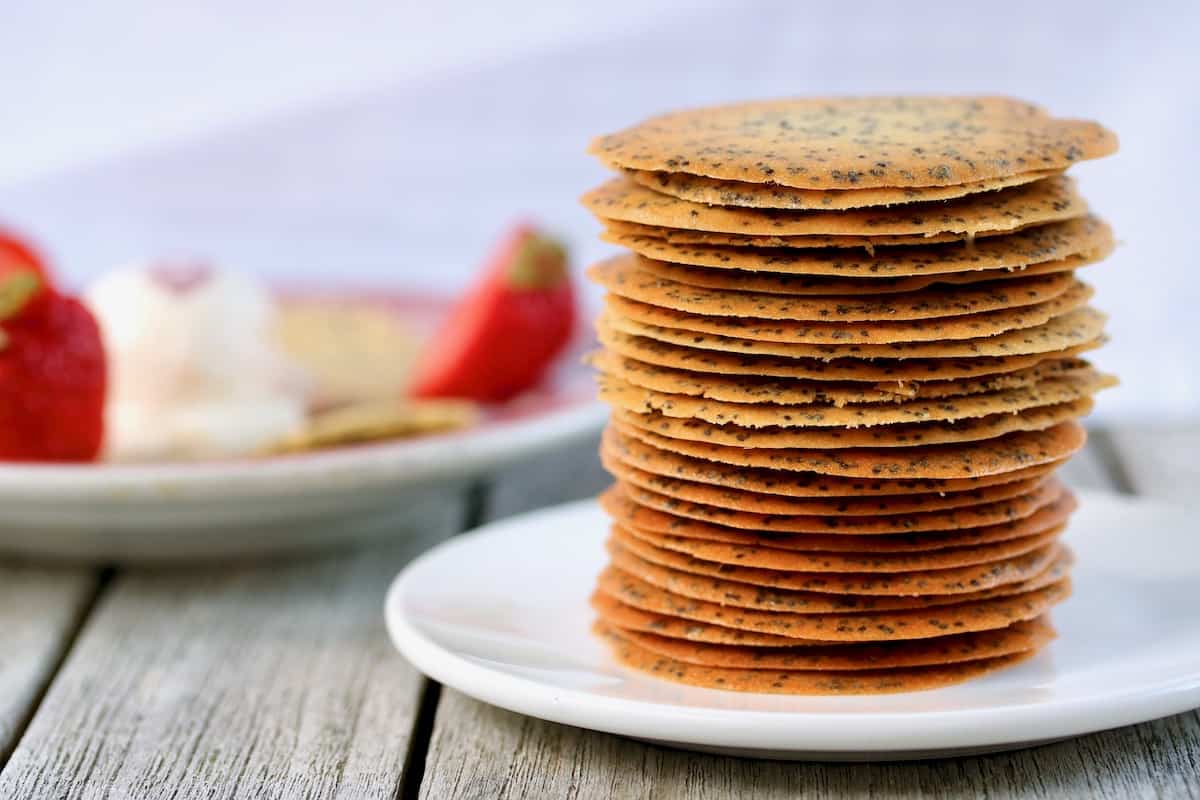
<box><xmin>1</xmin><ymin>0</ymin><xmax>1196</xmax><ymax>420</ymax></box>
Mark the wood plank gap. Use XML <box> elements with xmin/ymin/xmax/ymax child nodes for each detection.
<box><xmin>462</xmin><ymin>480</ymin><xmax>490</xmax><ymax>533</ymax></box>
<box><xmin>395</xmin><ymin>680</ymin><xmax>442</xmax><ymax>800</ymax></box>
<box><xmin>0</xmin><ymin>567</ymin><xmax>113</xmax><ymax>769</ymax></box>
<box><xmin>1087</xmin><ymin>428</ymin><xmax>1138</xmax><ymax>495</ymax></box>
<box><xmin>396</xmin><ymin>478</ymin><xmax>491</xmax><ymax>799</ymax></box>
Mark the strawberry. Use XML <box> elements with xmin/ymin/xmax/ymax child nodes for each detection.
<box><xmin>410</xmin><ymin>224</ymin><xmax>576</xmax><ymax>403</ymax></box>
<box><xmin>0</xmin><ymin>271</ymin><xmax>106</xmax><ymax>462</ymax></box>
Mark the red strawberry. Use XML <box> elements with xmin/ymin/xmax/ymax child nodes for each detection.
<box><xmin>0</xmin><ymin>271</ymin><xmax>106</xmax><ymax>462</ymax></box>
<box><xmin>410</xmin><ymin>224</ymin><xmax>576</xmax><ymax>403</ymax></box>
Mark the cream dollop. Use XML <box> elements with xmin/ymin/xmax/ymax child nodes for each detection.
<box><xmin>85</xmin><ymin>263</ymin><xmax>307</xmax><ymax>461</ymax></box>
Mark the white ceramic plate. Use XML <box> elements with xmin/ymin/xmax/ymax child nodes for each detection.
<box><xmin>0</xmin><ymin>291</ymin><xmax>605</xmax><ymax>562</ymax></box>
<box><xmin>386</xmin><ymin>491</ymin><xmax>1200</xmax><ymax>760</ymax></box>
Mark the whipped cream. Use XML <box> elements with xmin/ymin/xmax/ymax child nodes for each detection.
<box><xmin>85</xmin><ymin>264</ymin><xmax>307</xmax><ymax>461</ymax></box>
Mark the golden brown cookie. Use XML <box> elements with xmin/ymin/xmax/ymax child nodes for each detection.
<box><xmin>607</xmin><ymin>617</ymin><xmax>1055</xmax><ymax>670</ymax></box>
<box><xmin>599</xmin><ymin>443</ymin><xmax>1052</xmax><ymax>516</ymax></box>
<box><xmin>596</xmin><ymin>565</ymin><xmax>1071</xmax><ymax>640</ymax></box>
<box><xmin>601</xmin><ymin>425</ymin><xmax>1065</xmax><ymax>496</ymax></box>
<box><xmin>605</xmin><ymin>280</ymin><xmax>1092</xmax><ymax>345</ymax></box>
<box><xmin>614</xmin><ymin>417</ymin><xmax>1087</xmax><ymax>478</ymax></box>
<box><xmin>607</xmin><ymin>539</ymin><xmax>1071</xmax><ymax>616</ymax></box>
<box><xmin>611</xmin><ymin>395</ymin><xmax>1093</xmax><ymax>449</ymax></box>
<box><xmin>597</xmin><ymin>622</ymin><xmax>1041</xmax><ymax>694</ymax></box>
<box><xmin>603</xmin><ymin>478</ymin><xmax>1070</xmax><ymax>537</ymax></box>
<box><xmin>593</xmin><ymin>349</ymin><xmax>1095</xmax><ymax>406</ymax></box>
<box><xmin>267</xmin><ymin>399</ymin><xmax>478</xmax><ymax>454</ymax></box>
<box><xmin>597</xmin><ymin>369</ymin><xmax>1113</xmax><ymax>429</ymax></box>
<box><xmin>597</xmin><ymin>319</ymin><xmax>1103</xmax><ymax>384</ymax></box>
<box><xmin>604</xmin><ymin>215</ymin><xmax>1112</xmax><ymax>270</ymax></box>
<box><xmin>275</xmin><ymin>299</ymin><xmax>421</xmax><ymax>407</ymax></box>
<box><xmin>590</xmin><ymin>96</ymin><xmax>1117</xmax><ymax>188</ymax></box>
<box><xmin>604</xmin><ymin>484</ymin><xmax>1075</xmax><ymax>552</ymax></box>
<box><xmin>603</xmin><ymin>303</ymin><xmax>1106</xmax><ymax>360</ymax></box>
<box><xmin>617</xmin><ymin>521</ymin><xmax>1061</xmax><ymax>573</ymax></box>
<box><xmin>633</xmin><ymin>251</ymin><xmax>1102</xmax><ymax>296</ymax></box>
<box><xmin>625</xmin><ymin>167</ymin><xmax>1060</xmax><ymax>210</ymax></box>
<box><xmin>592</xmin><ymin>590</ymin><xmax>815</xmax><ymax>646</ymax></box>
<box><xmin>584</xmin><ymin>175</ymin><xmax>1085</xmax><ymax>237</ymax></box>
<box><xmin>604</xmin><ymin>217</ymin><xmax>1029</xmax><ymax>249</ymax></box>
<box><xmin>589</xmin><ymin>255</ymin><xmax>1077</xmax><ymax>321</ymax></box>
<box><xmin>590</xmin><ymin>349</ymin><xmax>910</xmax><ymax>404</ymax></box>
<box><xmin>613</xmin><ymin>528</ymin><xmax>1068</xmax><ymax>596</ymax></box>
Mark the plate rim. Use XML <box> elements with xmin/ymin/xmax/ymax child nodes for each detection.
<box><xmin>385</xmin><ymin>493</ymin><xmax>1200</xmax><ymax>755</ymax></box>
<box><xmin>0</xmin><ymin>400</ymin><xmax>607</xmax><ymax>499</ymax></box>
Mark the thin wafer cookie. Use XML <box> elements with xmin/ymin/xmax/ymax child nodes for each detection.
<box><xmin>592</xmin><ymin>591</ymin><xmax>810</xmax><ymax>646</ymax></box>
<box><xmin>583</xmin><ymin>175</ymin><xmax>1085</xmax><ymax>237</ymax></box>
<box><xmin>604</xmin><ymin>218</ymin><xmax>1007</xmax><ymax>249</ymax></box>
<box><xmin>604</xmin><ymin>303</ymin><xmax>1107</xmax><ymax>360</ymax></box>
<box><xmin>615</xmin><ymin>417</ymin><xmax>1087</xmax><ymax>478</ymax></box>
<box><xmin>608</xmin><ymin>492</ymin><xmax>1076</xmax><ymax>555</ymax></box>
<box><xmin>597</xmin><ymin>622</ymin><xmax>1039</xmax><ymax>694</ymax></box>
<box><xmin>594</xmin><ymin>349</ymin><xmax>1095</xmax><ymax>406</ymax></box>
<box><xmin>614</xmin><ymin>527</ymin><xmax>1067</xmax><ymax>595</ymax></box>
<box><xmin>625</xmin><ymin>167</ymin><xmax>1060</xmax><ymax>210</ymax></box>
<box><xmin>604</xmin><ymin>486</ymin><xmax>1075</xmax><ymax>552</ymax></box>
<box><xmin>589</xmin><ymin>96</ymin><xmax>1116</xmax><ymax>189</ymax></box>
<box><xmin>617</xmin><ymin>522</ymin><xmax>1060</xmax><ymax>573</ymax></box>
<box><xmin>596</xmin><ymin>566</ymin><xmax>1072</xmax><ymax>640</ymax></box>
<box><xmin>603</xmin><ymin>478</ymin><xmax>1070</xmax><ymax>536</ymax></box>
<box><xmin>602</xmin><ymin>425</ymin><xmax>1065</xmax><ymax>496</ymax></box>
<box><xmin>633</xmin><ymin>252</ymin><xmax>1102</xmax><ymax>296</ymax></box>
<box><xmin>612</xmin><ymin>396</ymin><xmax>1094</xmax><ymax>449</ymax></box>
<box><xmin>598</xmin><ymin>370</ymin><xmax>1112</xmax><ymax>429</ymax></box>
<box><xmin>605</xmin><ymin>280</ymin><xmax>1092</xmax><ymax>344</ymax></box>
<box><xmin>604</xmin><ymin>215</ymin><xmax>1112</xmax><ymax>272</ymax></box>
<box><xmin>600</xmin><ymin>442</ymin><xmax>1051</xmax><ymax>515</ymax></box>
<box><xmin>590</xmin><ymin>255</ymin><xmax>1076</xmax><ymax>321</ymax></box>
<box><xmin>608</xmin><ymin>539</ymin><xmax>1072</xmax><ymax>614</ymax></box>
<box><xmin>597</xmin><ymin>319</ymin><xmax>1103</xmax><ymax>383</ymax></box>
<box><xmin>609</xmin><ymin>617</ymin><xmax>1055</xmax><ymax>669</ymax></box>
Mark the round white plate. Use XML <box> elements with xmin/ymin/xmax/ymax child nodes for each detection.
<box><xmin>0</xmin><ymin>291</ymin><xmax>604</xmax><ymax>562</ymax></box>
<box><xmin>386</xmin><ymin>491</ymin><xmax>1200</xmax><ymax>760</ymax></box>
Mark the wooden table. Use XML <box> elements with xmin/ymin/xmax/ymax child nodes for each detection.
<box><xmin>0</xmin><ymin>426</ymin><xmax>1196</xmax><ymax>799</ymax></box>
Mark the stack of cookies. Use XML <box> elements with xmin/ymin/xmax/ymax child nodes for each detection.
<box><xmin>582</xmin><ymin>97</ymin><xmax>1118</xmax><ymax>695</ymax></box>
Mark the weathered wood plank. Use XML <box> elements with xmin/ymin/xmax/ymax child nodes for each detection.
<box><xmin>0</xmin><ymin>484</ymin><xmax>469</xmax><ymax>800</ymax></box>
<box><xmin>1105</xmin><ymin>424</ymin><xmax>1200</xmax><ymax>501</ymax></box>
<box><xmin>423</xmin><ymin>688</ymin><xmax>1200</xmax><ymax>800</ymax></box>
<box><xmin>0</xmin><ymin>566</ymin><xmax>100</xmax><ymax>763</ymax></box>
<box><xmin>418</xmin><ymin>436</ymin><xmax>1200</xmax><ymax>799</ymax></box>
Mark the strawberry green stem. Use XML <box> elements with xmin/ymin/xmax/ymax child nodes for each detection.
<box><xmin>0</xmin><ymin>270</ymin><xmax>40</xmax><ymax>321</ymax></box>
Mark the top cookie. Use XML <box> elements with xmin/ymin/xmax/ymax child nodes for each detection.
<box><xmin>590</xmin><ymin>97</ymin><xmax>1117</xmax><ymax>190</ymax></box>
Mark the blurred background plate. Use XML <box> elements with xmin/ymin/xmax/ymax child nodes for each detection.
<box><xmin>0</xmin><ymin>290</ymin><xmax>604</xmax><ymax>563</ymax></box>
